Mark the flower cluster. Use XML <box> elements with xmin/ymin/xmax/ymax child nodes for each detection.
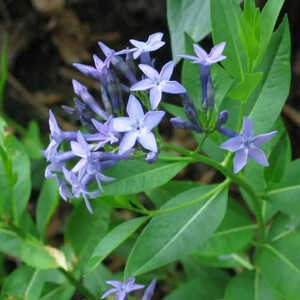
<box><xmin>101</xmin><ymin>277</ymin><xmax>156</xmax><ymax>300</ymax></box>
<box><xmin>43</xmin><ymin>33</ymin><xmax>185</xmax><ymax>212</ymax></box>
<box><xmin>43</xmin><ymin>32</ymin><xmax>277</xmax><ymax>213</ymax></box>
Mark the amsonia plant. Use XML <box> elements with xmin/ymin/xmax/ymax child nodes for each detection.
<box><xmin>0</xmin><ymin>0</ymin><xmax>296</xmax><ymax>299</ymax></box>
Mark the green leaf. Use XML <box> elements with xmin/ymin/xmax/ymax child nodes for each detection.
<box><xmin>264</xmin><ymin>121</ymin><xmax>291</xmax><ymax>186</ymax></box>
<box><xmin>1</xmin><ymin>266</ymin><xmax>45</xmax><ymax>299</ymax></box>
<box><xmin>257</xmin><ymin>220</ymin><xmax>300</xmax><ymax>299</ymax></box>
<box><xmin>268</xmin><ymin>159</ymin><xmax>300</xmax><ymax>217</ymax></box>
<box><xmin>87</xmin><ymin>216</ymin><xmax>148</xmax><ymax>273</ymax></box>
<box><xmin>164</xmin><ymin>276</ymin><xmax>227</xmax><ymax>300</ymax></box>
<box><xmin>247</xmin><ymin>17</ymin><xmax>291</xmax><ymax>133</ymax></box>
<box><xmin>192</xmin><ymin>252</ymin><xmax>253</xmax><ymax>269</ymax></box>
<box><xmin>224</xmin><ymin>271</ymin><xmax>283</xmax><ymax>300</ymax></box>
<box><xmin>83</xmin><ymin>264</ymin><xmax>112</xmax><ymax>295</ymax></box>
<box><xmin>65</xmin><ymin>201</ymin><xmax>110</xmax><ymax>269</ymax></box>
<box><xmin>4</xmin><ymin>135</ymin><xmax>31</xmax><ymax>220</ymax></box>
<box><xmin>162</xmin><ymin>102</ymin><xmax>186</xmax><ymax>120</ymax></box>
<box><xmin>194</xmin><ymin>201</ymin><xmax>256</xmax><ymax>256</ymax></box>
<box><xmin>146</xmin><ymin>180</ymin><xmax>199</xmax><ymax>208</ymax></box>
<box><xmin>103</xmin><ymin>160</ymin><xmax>187</xmax><ymax>195</ymax></box>
<box><xmin>256</xmin><ymin>0</ymin><xmax>285</xmax><ymax>67</ymax></box>
<box><xmin>37</xmin><ymin>178</ymin><xmax>59</xmax><ymax>238</ymax></box>
<box><xmin>228</xmin><ymin>72</ymin><xmax>262</xmax><ymax>101</ymax></box>
<box><xmin>23</xmin><ymin>120</ymin><xmax>44</xmax><ymax>159</ymax></box>
<box><xmin>211</xmin><ymin>0</ymin><xmax>246</xmax><ymax>80</ymax></box>
<box><xmin>41</xmin><ymin>284</ymin><xmax>75</xmax><ymax>300</ymax></box>
<box><xmin>125</xmin><ymin>185</ymin><xmax>228</xmax><ymax>277</ymax></box>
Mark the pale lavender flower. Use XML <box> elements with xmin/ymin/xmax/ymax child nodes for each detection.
<box><xmin>121</xmin><ymin>33</ymin><xmax>165</xmax><ymax>60</ymax></box>
<box><xmin>43</xmin><ymin>110</ymin><xmax>77</xmax><ymax>161</ymax></box>
<box><xmin>142</xmin><ymin>279</ymin><xmax>157</xmax><ymax>300</ymax></box>
<box><xmin>73</xmin><ymin>54</ymin><xmax>108</xmax><ymax>82</ymax></box>
<box><xmin>101</xmin><ymin>277</ymin><xmax>144</xmax><ymax>300</ymax></box>
<box><xmin>131</xmin><ymin>61</ymin><xmax>186</xmax><ymax>109</ymax></box>
<box><xmin>112</xmin><ymin>95</ymin><xmax>165</xmax><ymax>155</ymax></box>
<box><xmin>99</xmin><ymin>41</ymin><xmax>137</xmax><ymax>84</ymax></box>
<box><xmin>220</xmin><ymin>117</ymin><xmax>277</xmax><ymax>173</ymax></box>
<box><xmin>179</xmin><ymin>42</ymin><xmax>226</xmax><ymax>66</ymax></box>
<box><xmin>90</xmin><ymin>117</ymin><xmax>119</xmax><ymax>150</ymax></box>
<box><xmin>63</xmin><ymin>167</ymin><xmax>98</xmax><ymax>213</ymax></box>
<box><xmin>72</xmin><ymin>80</ymin><xmax>108</xmax><ymax>120</ymax></box>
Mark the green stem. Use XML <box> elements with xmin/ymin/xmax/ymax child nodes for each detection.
<box><xmin>58</xmin><ymin>268</ymin><xmax>97</xmax><ymax>300</ymax></box>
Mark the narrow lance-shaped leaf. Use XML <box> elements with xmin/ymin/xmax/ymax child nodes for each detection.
<box><xmin>104</xmin><ymin>160</ymin><xmax>188</xmax><ymax>196</ymax></box>
<box><xmin>87</xmin><ymin>216</ymin><xmax>149</xmax><ymax>273</ymax></box>
<box><xmin>125</xmin><ymin>185</ymin><xmax>228</xmax><ymax>277</ymax></box>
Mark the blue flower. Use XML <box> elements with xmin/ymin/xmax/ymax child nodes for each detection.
<box><xmin>180</xmin><ymin>42</ymin><xmax>226</xmax><ymax>66</ymax></box>
<box><xmin>112</xmin><ymin>95</ymin><xmax>165</xmax><ymax>155</ymax></box>
<box><xmin>131</xmin><ymin>61</ymin><xmax>186</xmax><ymax>109</ymax></box>
<box><xmin>101</xmin><ymin>277</ymin><xmax>144</xmax><ymax>300</ymax></box>
<box><xmin>220</xmin><ymin>117</ymin><xmax>277</xmax><ymax>173</ymax></box>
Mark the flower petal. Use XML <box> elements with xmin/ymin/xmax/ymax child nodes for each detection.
<box><xmin>131</xmin><ymin>79</ymin><xmax>155</xmax><ymax>91</ymax></box>
<box><xmin>148</xmin><ymin>41</ymin><xmax>165</xmax><ymax>51</ymax></box>
<box><xmin>143</xmin><ymin>111</ymin><xmax>165</xmax><ymax>130</ymax></box>
<box><xmin>220</xmin><ymin>135</ymin><xmax>244</xmax><ymax>152</ymax></box>
<box><xmin>49</xmin><ymin>110</ymin><xmax>60</xmax><ymax>135</ymax></box>
<box><xmin>242</xmin><ymin>117</ymin><xmax>253</xmax><ymax>138</ymax></box>
<box><xmin>98</xmin><ymin>41</ymin><xmax>114</xmax><ymax>57</ymax></box>
<box><xmin>72</xmin><ymin>158</ymin><xmax>87</xmax><ymax>173</ymax></box>
<box><xmin>178</xmin><ymin>54</ymin><xmax>199</xmax><ymax>62</ymax></box>
<box><xmin>234</xmin><ymin>149</ymin><xmax>248</xmax><ymax>173</ymax></box>
<box><xmin>101</xmin><ymin>288</ymin><xmax>118</xmax><ymax>299</ymax></box>
<box><xmin>159</xmin><ymin>61</ymin><xmax>174</xmax><ymax>81</ymax></box>
<box><xmin>127</xmin><ymin>95</ymin><xmax>144</xmax><ymax>120</ymax></box>
<box><xmin>193</xmin><ymin>44</ymin><xmax>208</xmax><ymax>61</ymax></box>
<box><xmin>161</xmin><ymin>81</ymin><xmax>186</xmax><ymax>94</ymax></box>
<box><xmin>133</xmin><ymin>49</ymin><xmax>143</xmax><ymax>59</ymax></box>
<box><xmin>248</xmin><ymin>148</ymin><xmax>269</xmax><ymax>166</ymax></box>
<box><xmin>139</xmin><ymin>64</ymin><xmax>159</xmax><ymax>80</ymax></box>
<box><xmin>147</xmin><ymin>32</ymin><xmax>163</xmax><ymax>43</ymax></box>
<box><xmin>209</xmin><ymin>42</ymin><xmax>226</xmax><ymax>60</ymax></box>
<box><xmin>112</xmin><ymin>117</ymin><xmax>133</xmax><ymax>132</ymax></box>
<box><xmin>130</xmin><ymin>39</ymin><xmax>146</xmax><ymax>49</ymax></box>
<box><xmin>71</xmin><ymin>141</ymin><xmax>86</xmax><ymax>158</ymax></box>
<box><xmin>149</xmin><ymin>86</ymin><xmax>162</xmax><ymax>110</ymax></box>
<box><xmin>119</xmin><ymin>132</ymin><xmax>137</xmax><ymax>154</ymax></box>
<box><xmin>83</xmin><ymin>194</ymin><xmax>93</xmax><ymax>214</ymax></box>
<box><xmin>252</xmin><ymin>131</ymin><xmax>277</xmax><ymax>147</ymax></box>
<box><xmin>106</xmin><ymin>280</ymin><xmax>122</xmax><ymax>288</ymax></box>
<box><xmin>142</xmin><ymin>279</ymin><xmax>157</xmax><ymax>300</ymax></box>
<box><xmin>138</xmin><ymin>132</ymin><xmax>157</xmax><ymax>152</ymax></box>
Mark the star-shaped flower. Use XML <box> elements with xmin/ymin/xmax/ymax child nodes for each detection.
<box><xmin>112</xmin><ymin>95</ymin><xmax>165</xmax><ymax>155</ymax></box>
<box><xmin>180</xmin><ymin>42</ymin><xmax>227</xmax><ymax>66</ymax></box>
<box><xmin>131</xmin><ymin>61</ymin><xmax>186</xmax><ymax>109</ymax></box>
<box><xmin>101</xmin><ymin>277</ymin><xmax>144</xmax><ymax>300</ymax></box>
<box><xmin>90</xmin><ymin>117</ymin><xmax>119</xmax><ymax>150</ymax></box>
<box><xmin>119</xmin><ymin>32</ymin><xmax>165</xmax><ymax>60</ymax></box>
<box><xmin>220</xmin><ymin>117</ymin><xmax>277</xmax><ymax>173</ymax></box>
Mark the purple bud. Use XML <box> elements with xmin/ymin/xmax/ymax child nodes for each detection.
<box><xmin>111</xmin><ymin>54</ymin><xmax>137</xmax><ymax>85</ymax></box>
<box><xmin>72</xmin><ymin>80</ymin><xmax>108</xmax><ymax>120</ymax></box>
<box><xmin>215</xmin><ymin>110</ymin><xmax>229</xmax><ymax>129</ymax></box>
<box><xmin>180</xmin><ymin>93</ymin><xmax>199</xmax><ymax>125</ymax></box>
<box><xmin>170</xmin><ymin>117</ymin><xmax>203</xmax><ymax>133</ymax></box>
<box><xmin>218</xmin><ymin>126</ymin><xmax>238</xmax><ymax>138</ymax></box>
<box><xmin>73</xmin><ymin>98</ymin><xmax>95</xmax><ymax>131</ymax></box>
<box><xmin>100</xmin><ymin>86</ymin><xmax>113</xmax><ymax>115</ymax></box>
<box><xmin>106</xmin><ymin>70</ymin><xmax>124</xmax><ymax>113</ymax></box>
